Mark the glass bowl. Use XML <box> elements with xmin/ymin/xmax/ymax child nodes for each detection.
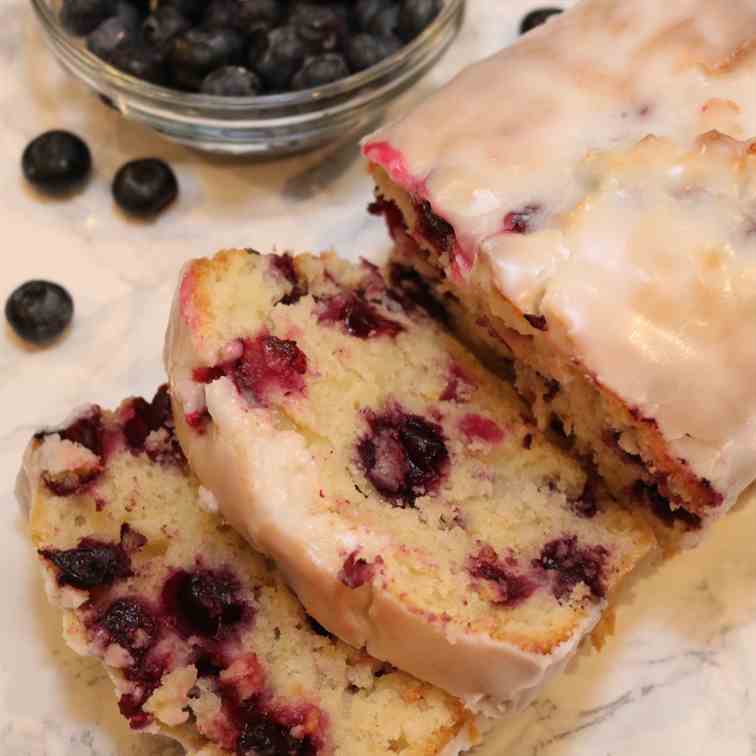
<box><xmin>30</xmin><ymin>0</ymin><xmax>465</xmax><ymax>156</ymax></box>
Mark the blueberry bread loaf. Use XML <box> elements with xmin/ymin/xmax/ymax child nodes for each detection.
<box><xmin>364</xmin><ymin>0</ymin><xmax>756</xmax><ymax>542</ymax></box>
<box><xmin>165</xmin><ymin>249</ymin><xmax>654</xmax><ymax>715</ymax></box>
<box><xmin>20</xmin><ymin>387</ymin><xmax>481</xmax><ymax>755</ymax></box>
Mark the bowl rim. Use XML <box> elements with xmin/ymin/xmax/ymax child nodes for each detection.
<box><xmin>31</xmin><ymin>0</ymin><xmax>465</xmax><ymax>113</ymax></box>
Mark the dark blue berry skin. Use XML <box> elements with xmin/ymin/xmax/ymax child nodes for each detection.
<box><xmin>6</xmin><ymin>281</ymin><xmax>74</xmax><ymax>345</ymax></box>
<box><xmin>238</xmin><ymin>0</ymin><xmax>282</xmax><ymax>34</ymax></box>
<box><xmin>292</xmin><ymin>53</ymin><xmax>350</xmax><ymax>89</ymax></box>
<box><xmin>110</xmin><ymin>42</ymin><xmax>168</xmax><ymax>84</ymax></box>
<box><xmin>292</xmin><ymin>4</ymin><xmax>345</xmax><ymax>54</ymax></box>
<box><xmin>397</xmin><ymin>0</ymin><xmax>440</xmax><ymax>42</ymax></box>
<box><xmin>202</xmin><ymin>0</ymin><xmax>238</xmax><ymax>29</ymax></box>
<box><xmin>162</xmin><ymin>0</ymin><xmax>205</xmax><ymax>22</ymax></box>
<box><xmin>86</xmin><ymin>14</ymin><xmax>138</xmax><ymax>60</ymax></box>
<box><xmin>201</xmin><ymin>66</ymin><xmax>261</xmax><ymax>96</ymax></box>
<box><xmin>142</xmin><ymin>5</ymin><xmax>191</xmax><ymax>48</ymax></box>
<box><xmin>60</xmin><ymin>0</ymin><xmax>116</xmax><ymax>36</ymax></box>
<box><xmin>345</xmin><ymin>32</ymin><xmax>394</xmax><ymax>71</ymax></box>
<box><xmin>112</xmin><ymin>159</ymin><xmax>178</xmax><ymax>217</ymax></box>
<box><xmin>367</xmin><ymin>4</ymin><xmax>400</xmax><ymax>37</ymax></box>
<box><xmin>519</xmin><ymin>7</ymin><xmax>562</xmax><ymax>34</ymax></box>
<box><xmin>252</xmin><ymin>25</ymin><xmax>306</xmax><ymax>91</ymax></box>
<box><xmin>22</xmin><ymin>131</ymin><xmax>92</xmax><ymax>194</ymax></box>
<box><xmin>169</xmin><ymin>27</ymin><xmax>246</xmax><ymax>90</ymax></box>
<box><xmin>354</xmin><ymin>0</ymin><xmax>393</xmax><ymax>32</ymax></box>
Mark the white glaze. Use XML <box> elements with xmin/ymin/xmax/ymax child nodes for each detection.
<box><xmin>364</xmin><ymin>0</ymin><xmax>756</xmax><ymax>509</ymax></box>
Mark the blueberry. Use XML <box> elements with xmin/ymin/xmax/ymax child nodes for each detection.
<box><xmin>238</xmin><ymin>0</ymin><xmax>282</xmax><ymax>34</ymax></box>
<box><xmin>60</xmin><ymin>0</ymin><xmax>116</xmax><ymax>36</ymax></box>
<box><xmin>292</xmin><ymin>4</ymin><xmax>345</xmax><ymax>54</ymax></box>
<box><xmin>252</xmin><ymin>25</ymin><xmax>306</xmax><ymax>91</ymax></box>
<box><xmin>354</xmin><ymin>0</ymin><xmax>393</xmax><ymax>32</ymax></box>
<box><xmin>169</xmin><ymin>27</ymin><xmax>246</xmax><ymax>90</ymax></box>
<box><xmin>6</xmin><ymin>281</ymin><xmax>74</xmax><ymax>345</ymax></box>
<box><xmin>161</xmin><ymin>0</ymin><xmax>206</xmax><ymax>21</ymax></box>
<box><xmin>292</xmin><ymin>53</ymin><xmax>349</xmax><ymax>89</ymax></box>
<box><xmin>201</xmin><ymin>66</ymin><xmax>261</xmax><ymax>95</ymax></box>
<box><xmin>367</xmin><ymin>4</ymin><xmax>400</xmax><ymax>37</ymax></box>
<box><xmin>112</xmin><ymin>158</ymin><xmax>178</xmax><ymax>217</ymax></box>
<box><xmin>345</xmin><ymin>33</ymin><xmax>394</xmax><ymax>71</ymax></box>
<box><xmin>203</xmin><ymin>0</ymin><xmax>238</xmax><ymax>29</ymax></box>
<box><xmin>142</xmin><ymin>5</ymin><xmax>191</xmax><ymax>48</ymax></box>
<box><xmin>397</xmin><ymin>0</ymin><xmax>439</xmax><ymax>42</ymax></box>
<box><xmin>22</xmin><ymin>130</ymin><xmax>91</xmax><ymax>194</ymax></box>
<box><xmin>519</xmin><ymin>7</ymin><xmax>562</xmax><ymax>34</ymax></box>
<box><xmin>110</xmin><ymin>42</ymin><xmax>167</xmax><ymax>84</ymax></box>
<box><xmin>86</xmin><ymin>14</ymin><xmax>137</xmax><ymax>60</ymax></box>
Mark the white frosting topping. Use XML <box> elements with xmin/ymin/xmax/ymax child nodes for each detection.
<box><xmin>365</xmin><ymin>0</ymin><xmax>756</xmax><ymax>506</ymax></box>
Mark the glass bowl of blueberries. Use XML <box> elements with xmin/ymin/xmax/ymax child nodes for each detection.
<box><xmin>31</xmin><ymin>0</ymin><xmax>465</xmax><ymax>156</ymax></box>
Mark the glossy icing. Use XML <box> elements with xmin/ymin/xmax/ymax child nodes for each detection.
<box><xmin>364</xmin><ymin>0</ymin><xmax>756</xmax><ymax>507</ymax></box>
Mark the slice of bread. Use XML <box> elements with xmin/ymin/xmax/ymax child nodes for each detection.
<box><xmin>165</xmin><ymin>249</ymin><xmax>655</xmax><ymax>716</ymax></box>
<box><xmin>21</xmin><ymin>387</ymin><xmax>480</xmax><ymax>756</ymax></box>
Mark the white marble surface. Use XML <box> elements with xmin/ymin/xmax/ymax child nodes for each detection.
<box><xmin>3</xmin><ymin>1</ymin><xmax>756</xmax><ymax>754</ymax></box>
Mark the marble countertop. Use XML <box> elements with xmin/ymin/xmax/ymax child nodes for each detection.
<box><xmin>2</xmin><ymin>1</ymin><xmax>756</xmax><ymax>754</ymax></box>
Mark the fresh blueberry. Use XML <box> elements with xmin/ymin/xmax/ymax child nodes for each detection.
<box><xmin>22</xmin><ymin>130</ymin><xmax>91</xmax><ymax>194</ymax></box>
<box><xmin>60</xmin><ymin>0</ymin><xmax>116</xmax><ymax>36</ymax></box>
<box><xmin>519</xmin><ymin>7</ymin><xmax>562</xmax><ymax>34</ymax></box>
<box><xmin>112</xmin><ymin>158</ymin><xmax>178</xmax><ymax>217</ymax></box>
<box><xmin>345</xmin><ymin>33</ymin><xmax>394</xmax><ymax>71</ymax></box>
<box><xmin>6</xmin><ymin>281</ymin><xmax>74</xmax><ymax>345</ymax></box>
<box><xmin>201</xmin><ymin>66</ymin><xmax>261</xmax><ymax>95</ymax></box>
<box><xmin>292</xmin><ymin>4</ymin><xmax>345</xmax><ymax>54</ymax></box>
<box><xmin>397</xmin><ymin>0</ymin><xmax>439</xmax><ymax>42</ymax></box>
<box><xmin>354</xmin><ymin>0</ymin><xmax>393</xmax><ymax>32</ymax></box>
<box><xmin>292</xmin><ymin>53</ymin><xmax>350</xmax><ymax>89</ymax></box>
<box><xmin>161</xmin><ymin>0</ymin><xmax>205</xmax><ymax>22</ymax></box>
<box><xmin>86</xmin><ymin>14</ymin><xmax>137</xmax><ymax>60</ymax></box>
<box><xmin>203</xmin><ymin>0</ymin><xmax>237</xmax><ymax>29</ymax></box>
<box><xmin>169</xmin><ymin>27</ymin><xmax>246</xmax><ymax>90</ymax></box>
<box><xmin>252</xmin><ymin>25</ymin><xmax>306</xmax><ymax>91</ymax></box>
<box><xmin>110</xmin><ymin>42</ymin><xmax>168</xmax><ymax>84</ymax></box>
<box><xmin>142</xmin><ymin>5</ymin><xmax>191</xmax><ymax>48</ymax></box>
<box><xmin>238</xmin><ymin>0</ymin><xmax>282</xmax><ymax>34</ymax></box>
<box><xmin>367</xmin><ymin>4</ymin><xmax>400</xmax><ymax>37</ymax></box>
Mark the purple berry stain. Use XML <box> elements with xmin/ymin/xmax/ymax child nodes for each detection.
<box><xmin>468</xmin><ymin>545</ymin><xmax>538</xmax><ymax>608</ymax></box>
<box><xmin>39</xmin><ymin>537</ymin><xmax>133</xmax><ymax>589</ymax></box>
<box><xmin>317</xmin><ymin>291</ymin><xmax>403</xmax><ymax>339</ymax></box>
<box><xmin>338</xmin><ymin>550</ymin><xmax>381</xmax><ymax>589</ymax></box>
<box><xmin>533</xmin><ymin>536</ymin><xmax>610</xmax><ymax>601</ymax></box>
<box><xmin>357</xmin><ymin>407</ymin><xmax>448</xmax><ymax>506</ymax></box>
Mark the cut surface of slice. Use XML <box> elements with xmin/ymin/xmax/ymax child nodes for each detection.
<box><xmin>165</xmin><ymin>249</ymin><xmax>654</xmax><ymax>715</ymax></box>
<box><xmin>21</xmin><ymin>386</ymin><xmax>480</xmax><ymax>756</ymax></box>
<box><xmin>362</xmin><ymin>0</ymin><xmax>756</xmax><ymax>536</ymax></box>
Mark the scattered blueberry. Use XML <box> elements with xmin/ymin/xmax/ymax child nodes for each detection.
<box><xmin>252</xmin><ymin>25</ymin><xmax>307</xmax><ymax>91</ymax></box>
<box><xmin>519</xmin><ymin>7</ymin><xmax>563</xmax><ymax>34</ymax></box>
<box><xmin>112</xmin><ymin>158</ymin><xmax>178</xmax><ymax>217</ymax></box>
<box><xmin>203</xmin><ymin>0</ymin><xmax>238</xmax><ymax>30</ymax></box>
<box><xmin>397</xmin><ymin>0</ymin><xmax>440</xmax><ymax>42</ymax></box>
<box><xmin>60</xmin><ymin>0</ymin><xmax>116</xmax><ymax>36</ymax></box>
<box><xmin>292</xmin><ymin>53</ymin><xmax>350</xmax><ymax>89</ymax></box>
<box><xmin>346</xmin><ymin>33</ymin><xmax>394</xmax><ymax>71</ymax></box>
<box><xmin>201</xmin><ymin>66</ymin><xmax>261</xmax><ymax>96</ymax></box>
<box><xmin>355</xmin><ymin>0</ymin><xmax>393</xmax><ymax>32</ymax></box>
<box><xmin>161</xmin><ymin>0</ymin><xmax>205</xmax><ymax>22</ymax></box>
<box><xmin>6</xmin><ymin>280</ymin><xmax>74</xmax><ymax>345</ymax></box>
<box><xmin>169</xmin><ymin>27</ymin><xmax>246</xmax><ymax>90</ymax></box>
<box><xmin>39</xmin><ymin>539</ymin><xmax>131</xmax><ymax>589</ymax></box>
<box><xmin>22</xmin><ymin>130</ymin><xmax>91</xmax><ymax>194</ymax></box>
<box><xmin>142</xmin><ymin>5</ymin><xmax>191</xmax><ymax>48</ymax></box>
